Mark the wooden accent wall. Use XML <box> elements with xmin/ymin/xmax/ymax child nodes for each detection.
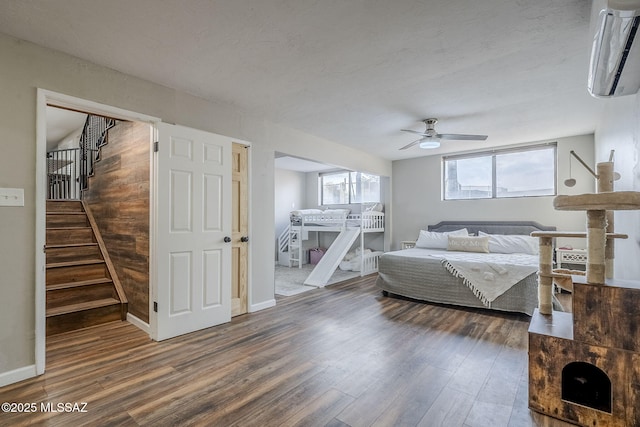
<box><xmin>84</xmin><ymin>121</ymin><xmax>151</xmax><ymax>323</ymax></box>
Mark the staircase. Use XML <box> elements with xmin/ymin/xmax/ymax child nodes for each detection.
<box><xmin>46</xmin><ymin>199</ymin><xmax>127</xmax><ymax>335</ymax></box>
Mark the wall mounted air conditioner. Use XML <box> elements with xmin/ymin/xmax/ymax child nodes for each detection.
<box><xmin>588</xmin><ymin>0</ymin><xmax>640</xmax><ymax>97</ymax></box>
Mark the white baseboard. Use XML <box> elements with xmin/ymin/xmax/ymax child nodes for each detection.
<box><xmin>249</xmin><ymin>299</ymin><xmax>276</xmax><ymax>312</ymax></box>
<box><xmin>127</xmin><ymin>313</ymin><xmax>151</xmax><ymax>335</ymax></box>
<box><xmin>0</xmin><ymin>364</ymin><xmax>37</xmax><ymax>387</ymax></box>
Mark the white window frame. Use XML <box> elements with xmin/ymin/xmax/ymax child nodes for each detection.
<box><xmin>442</xmin><ymin>143</ymin><xmax>557</xmax><ymax>200</ymax></box>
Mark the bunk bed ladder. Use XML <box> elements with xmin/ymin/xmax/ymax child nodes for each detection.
<box><xmin>288</xmin><ymin>226</ymin><xmax>303</xmax><ymax>268</ymax></box>
<box><xmin>304</xmin><ymin>227</ymin><xmax>360</xmax><ymax>287</ymax></box>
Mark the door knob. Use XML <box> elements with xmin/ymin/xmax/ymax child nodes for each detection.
<box><xmin>241</xmin><ymin>236</ymin><xmax>249</xmax><ymax>242</ymax></box>
<box><xmin>224</xmin><ymin>236</ymin><xmax>231</xmax><ymax>243</ymax></box>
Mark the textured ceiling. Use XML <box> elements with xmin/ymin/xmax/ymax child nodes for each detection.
<box><xmin>0</xmin><ymin>0</ymin><xmax>604</xmax><ymax>160</ymax></box>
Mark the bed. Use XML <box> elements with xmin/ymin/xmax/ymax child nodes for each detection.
<box><xmin>285</xmin><ymin>207</ymin><xmax>385</xmax><ymax>273</ymax></box>
<box><xmin>376</xmin><ymin>221</ymin><xmax>557</xmax><ymax>315</ymax></box>
<box><xmin>289</xmin><ymin>208</ymin><xmax>384</xmax><ymax>230</ymax></box>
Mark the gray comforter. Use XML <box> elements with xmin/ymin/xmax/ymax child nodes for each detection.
<box><xmin>375</xmin><ymin>248</ymin><xmax>543</xmax><ymax>315</ymax></box>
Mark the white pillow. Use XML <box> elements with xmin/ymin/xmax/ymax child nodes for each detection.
<box><xmin>447</xmin><ymin>235</ymin><xmax>490</xmax><ymax>253</ymax></box>
<box><xmin>415</xmin><ymin>228</ymin><xmax>469</xmax><ymax>249</ymax></box>
<box><xmin>323</xmin><ymin>208</ymin><xmax>350</xmax><ymax>216</ymax></box>
<box><xmin>290</xmin><ymin>209</ymin><xmax>323</xmax><ymax>216</ymax></box>
<box><xmin>478</xmin><ymin>231</ymin><xmax>539</xmax><ymax>255</ymax></box>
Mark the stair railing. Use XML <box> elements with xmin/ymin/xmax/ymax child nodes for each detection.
<box><xmin>47</xmin><ymin>114</ymin><xmax>116</xmax><ymax>200</ymax></box>
<box><xmin>277</xmin><ymin>224</ymin><xmax>290</xmax><ymax>254</ymax></box>
<box><xmin>79</xmin><ymin>115</ymin><xmax>116</xmax><ymax>191</ymax></box>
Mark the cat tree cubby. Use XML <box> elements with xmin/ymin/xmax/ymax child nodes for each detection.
<box><xmin>528</xmin><ymin>191</ymin><xmax>640</xmax><ymax>426</ymax></box>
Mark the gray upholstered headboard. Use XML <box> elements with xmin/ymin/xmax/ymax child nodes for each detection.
<box><xmin>427</xmin><ymin>221</ymin><xmax>556</xmax><ymax>236</ymax></box>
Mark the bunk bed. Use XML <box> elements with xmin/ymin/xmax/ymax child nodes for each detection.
<box><xmin>283</xmin><ymin>207</ymin><xmax>385</xmax><ymax>286</ymax></box>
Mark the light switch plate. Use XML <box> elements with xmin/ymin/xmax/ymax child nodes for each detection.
<box><xmin>0</xmin><ymin>188</ymin><xmax>25</xmax><ymax>207</ymax></box>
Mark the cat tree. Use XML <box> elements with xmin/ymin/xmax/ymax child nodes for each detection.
<box><xmin>528</xmin><ymin>157</ymin><xmax>640</xmax><ymax>426</ymax></box>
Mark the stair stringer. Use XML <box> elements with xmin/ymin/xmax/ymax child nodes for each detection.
<box><xmin>82</xmin><ymin>200</ymin><xmax>128</xmax><ymax>319</ymax></box>
<box><xmin>304</xmin><ymin>227</ymin><xmax>360</xmax><ymax>287</ymax></box>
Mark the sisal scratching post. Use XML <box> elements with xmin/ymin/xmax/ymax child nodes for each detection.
<box><xmin>597</xmin><ymin>162</ymin><xmax>615</xmax><ymax>279</ymax></box>
<box><xmin>586</xmin><ymin>210</ymin><xmax>607</xmax><ymax>285</ymax></box>
<box><xmin>538</xmin><ymin>236</ymin><xmax>554</xmax><ymax>315</ymax></box>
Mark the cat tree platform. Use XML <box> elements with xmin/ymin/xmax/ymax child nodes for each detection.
<box><xmin>554</xmin><ymin>191</ymin><xmax>640</xmax><ymax>211</ymax></box>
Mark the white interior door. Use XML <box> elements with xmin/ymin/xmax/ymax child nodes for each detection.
<box><xmin>154</xmin><ymin>123</ymin><xmax>231</xmax><ymax>341</ymax></box>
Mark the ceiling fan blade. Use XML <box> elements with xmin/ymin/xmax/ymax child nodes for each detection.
<box><xmin>401</xmin><ymin>129</ymin><xmax>428</xmax><ymax>136</ymax></box>
<box><xmin>399</xmin><ymin>138</ymin><xmax>422</xmax><ymax>150</ymax></box>
<box><xmin>437</xmin><ymin>133</ymin><xmax>488</xmax><ymax>141</ymax></box>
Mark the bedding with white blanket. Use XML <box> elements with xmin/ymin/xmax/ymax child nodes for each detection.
<box><xmin>376</xmin><ymin>247</ymin><xmax>547</xmax><ymax>315</ymax></box>
<box><xmin>426</xmin><ymin>251</ymin><xmax>538</xmax><ymax>306</ymax></box>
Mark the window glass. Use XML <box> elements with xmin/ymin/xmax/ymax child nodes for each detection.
<box><xmin>444</xmin><ymin>155</ymin><xmax>492</xmax><ymax>200</ymax></box>
<box><xmin>443</xmin><ymin>144</ymin><xmax>556</xmax><ymax>200</ymax></box>
<box><xmin>321</xmin><ymin>172</ymin><xmax>350</xmax><ymax>204</ymax></box>
<box><xmin>496</xmin><ymin>148</ymin><xmax>555</xmax><ymax>197</ymax></box>
<box><xmin>351</xmin><ymin>172</ymin><xmax>381</xmax><ymax>203</ymax></box>
<box><xmin>320</xmin><ymin>171</ymin><xmax>380</xmax><ymax>205</ymax></box>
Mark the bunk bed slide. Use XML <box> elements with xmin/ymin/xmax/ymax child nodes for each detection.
<box><xmin>286</xmin><ymin>208</ymin><xmax>385</xmax><ymax>286</ymax></box>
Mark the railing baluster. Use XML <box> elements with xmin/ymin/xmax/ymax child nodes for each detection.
<box><xmin>47</xmin><ymin>115</ymin><xmax>115</xmax><ymax>200</ymax></box>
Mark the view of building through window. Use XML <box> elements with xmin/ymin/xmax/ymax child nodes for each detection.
<box><xmin>320</xmin><ymin>171</ymin><xmax>380</xmax><ymax>205</ymax></box>
<box><xmin>443</xmin><ymin>144</ymin><xmax>556</xmax><ymax>200</ymax></box>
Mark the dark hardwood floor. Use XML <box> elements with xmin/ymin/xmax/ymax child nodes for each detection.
<box><xmin>0</xmin><ymin>275</ymin><xmax>575</xmax><ymax>426</ymax></box>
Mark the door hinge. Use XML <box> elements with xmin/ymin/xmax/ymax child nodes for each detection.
<box><xmin>154</xmin><ymin>141</ymin><xmax>159</xmax><ymax>152</ymax></box>
<box><xmin>153</xmin><ymin>301</ymin><xmax>158</xmax><ymax>312</ymax></box>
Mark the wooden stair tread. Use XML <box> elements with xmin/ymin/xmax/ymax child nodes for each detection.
<box><xmin>47</xmin><ymin>278</ymin><xmax>113</xmax><ymax>291</ymax></box>
<box><xmin>46</xmin><ymin>298</ymin><xmax>121</xmax><ymax>317</ymax></box>
<box><xmin>47</xmin><ymin>259</ymin><xmax>105</xmax><ymax>269</ymax></box>
<box><xmin>47</xmin><ymin>212</ymin><xmax>86</xmax><ymax>215</ymax></box>
<box><xmin>46</xmin><ymin>243</ymin><xmax>98</xmax><ymax>249</ymax></box>
<box><xmin>47</xmin><ymin>226</ymin><xmax>92</xmax><ymax>230</ymax></box>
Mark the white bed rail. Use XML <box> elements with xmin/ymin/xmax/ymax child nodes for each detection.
<box><xmin>292</xmin><ymin>211</ymin><xmax>384</xmax><ymax>230</ymax></box>
<box><xmin>360</xmin><ymin>250</ymin><xmax>383</xmax><ymax>274</ymax></box>
<box><xmin>348</xmin><ymin>211</ymin><xmax>385</xmax><ymax>231</ymax></box>
<box><xmin>300</xmin><ymin>212</ymin><xmax>349</xmax><ymax>227</ymax></box>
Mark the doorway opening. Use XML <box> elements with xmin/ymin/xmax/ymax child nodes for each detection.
<box><xmin>44</xmin><ymin>105</ymin><xmax>152</xmax><ymax>335</ymax></box>
<box><xmin>37</xmin><ymin>90</ymin><xmax>251</xmax><ymax>375</ymax></box>
<box><xmin>273</xmin><ymin>153</ymin><xmax>387</xmax><ymax>297</ymax></box>
<box><xmin>36</xmin><ymin>90</ymin><xmax>160</xmax><ymax>374</ymax></box>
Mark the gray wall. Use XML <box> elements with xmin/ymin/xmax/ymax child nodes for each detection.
<box><xmin>274</xmin><ymin>168</ymin><xmax>306</xmax><ymax>260</ymax></box>
<box><xmin>0</xmin><ymin>33</ymin><xmax>391</xmax><ymax>381</ymax></box>
<box><xmin>391</xmin><ymin>135</ymin><xmax>595</xmax><ymax>249</ymax></box>
<box><xmin>594</xmin><ymin>95</ymin><xmax>640</xmax><ymax>280</ymax></box>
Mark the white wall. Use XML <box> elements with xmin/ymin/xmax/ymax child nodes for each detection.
<box><xmin>275</xmin><ymin>168</ymin><xmax>307</xmax><ymax>235</ymax></box>
<box><xmin>0</xmin><ymin>33</ymin><xmax>391</xmax><ymax>382</ymax></box>
<box><xmin>594</xmin><ymin>95</ymin><xmax>640</xmax><ymax>280</ymax></box>
<box><xmin>391</xmin><ymin>135</ymin><xmax>595</xmax><ymax>249</ymax></box>
<box><xmin>274</xmin><ymin>168</ymin><xmax>306</xmax><ymax>259</ymax></box>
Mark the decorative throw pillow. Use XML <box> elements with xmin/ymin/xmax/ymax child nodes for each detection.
<box><xmin>447</xmin><ymin>235</ymin><xmax>490</xmax><ymax>253</ymax></box>
<box><xmin>478</xmin><ymin>231</ymin><xmax>539</xmax><ymax>255</ymax></box>
<box><xmin>415</xmin><ymin>228</ymin><xmax>469</xmax><ymax>249</ymax></box>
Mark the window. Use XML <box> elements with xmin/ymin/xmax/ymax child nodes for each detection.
<box><xmin>320</xmin><ymin>171</ymin><xmax>380</xmax><ymax>205</ymax></box>
<box><xmin>443</xmin><ymin>144</ymin><xmax>556</xmax><ymax>200</ymax></box>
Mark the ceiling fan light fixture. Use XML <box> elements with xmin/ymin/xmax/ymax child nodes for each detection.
<box><xmin>419</xmin><ymin>139</ymin><xmax>440</xmax><ymax>149</ymax></box>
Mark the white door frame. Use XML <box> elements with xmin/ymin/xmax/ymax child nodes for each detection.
<box><xmin>35</xmin><ymin>89</ymin><xmax>160</xmax><ymax>374</ymax></box>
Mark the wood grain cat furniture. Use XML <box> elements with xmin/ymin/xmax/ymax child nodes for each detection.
<box><xmin>528</xmin><ymin>190</ymin><xmax>640</xmax><ymax>426</ymax></box>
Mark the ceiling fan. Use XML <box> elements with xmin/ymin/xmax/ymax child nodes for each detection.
<box><xmin>400</xmin><ymin>118</ymin><xmax>488</xmax><ymax>150</ymax></box>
